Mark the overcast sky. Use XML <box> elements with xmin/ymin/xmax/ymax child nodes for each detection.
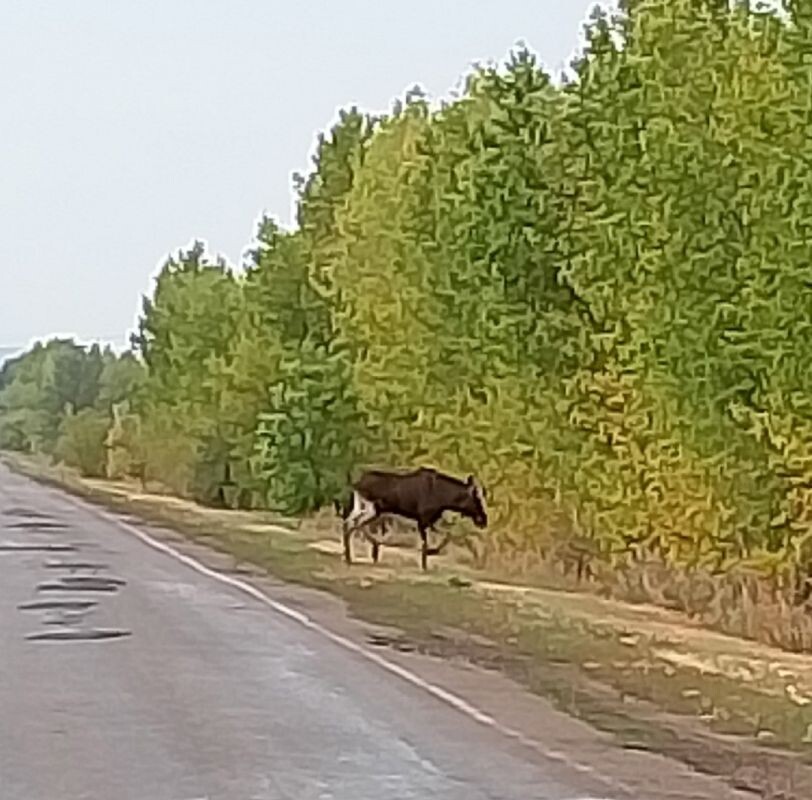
<box><xmin>1</xmin><ymin>0</ymin><xmax>605</xmax><ymax>351</ymax></box>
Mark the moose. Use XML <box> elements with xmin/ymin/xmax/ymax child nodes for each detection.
<box><xmin>336</xmin><ymin>466</ymin><xmax>488</xmax><ymax>570</ymax></box>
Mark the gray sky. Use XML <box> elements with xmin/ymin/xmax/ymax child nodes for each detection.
<box><xmin>1</xmin><ymin>0</ymin><xmax>603</xmax><ymax>351</ymax></box>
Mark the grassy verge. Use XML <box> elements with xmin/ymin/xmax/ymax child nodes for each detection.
<box><xmin>5</xmin><ymin>452</ymin><xmax>812</xmax><ymax>798</ymax></box>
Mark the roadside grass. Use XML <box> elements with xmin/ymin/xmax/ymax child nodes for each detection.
<box><xmin>5</xmin><ymin>451</ymin><xmax>812</xmax><ymax>798</ymax></box>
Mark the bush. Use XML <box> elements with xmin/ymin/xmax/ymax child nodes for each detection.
<box><xmin>54</xmin><ymin>409</ymin><xmax>110</xmax><ymax>477</ymax></box>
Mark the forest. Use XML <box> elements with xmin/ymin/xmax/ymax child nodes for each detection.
<box><xmin>2</xmin><ymin>0</ymin><xmax>812</xmax><ymax>646</ymax></box>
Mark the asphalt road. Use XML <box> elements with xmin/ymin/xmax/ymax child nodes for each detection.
<box><xmin>0</xmin><ymin>463</ymin><xmax>622</xmax><ymax>800</ymax></box>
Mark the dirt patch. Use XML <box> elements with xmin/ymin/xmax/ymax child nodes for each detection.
<box><xmin>308</xmin><ymin>536</ymin><xmax>425</xmax><ymax>568</ymax></box>
<box><xmin>472</xmin><ymin>579</ymin><xmax>812</xmax><ymax>705</ymax></box>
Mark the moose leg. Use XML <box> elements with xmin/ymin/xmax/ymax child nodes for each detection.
<box><xmin>370</xmin><ymin>518</ymin><xmax>382</xmax><ymax>564</ymax></box>
<box><xmin>425</xmin><ymin>530</ymin><xmax>451</xmax><ymax>556</ymax></box>
<box><xmin>362</xmin><ymin>516</ymin><xmax>388</xmax><ymax>564</ymax></box>
<box><xmin>418</xmin><ymin>524</ymin><xmax>429</xmax><ymax>571</ymax></box>
<box><xmin>342</xmin><ymin>523</ymin><xmax>353</xmax><ymax>565</ymax></box>
<box><xmin>366</xmin><ymin>517</ymin><xmax>386</xmax><ymax>564</ymax></box>
<box><xmin>362</xmin><ymin>531</ymin><xmax>382</xmax><ymax>563</ymax></box>
<box><xmin>343</xmin><ymin>491</ymin><xmax>377</xmax><ymax>565</ymax></box>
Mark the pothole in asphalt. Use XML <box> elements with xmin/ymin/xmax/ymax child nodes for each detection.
<box><xmin>18</xmin><ymin>599</ymin><xmax>98</xmax><ymax>612</ymax></box>
<box><xmin>0</xmin><ymin>542</ymin><xmax>76</xmax><ymax>552</ymax></box>
<box><xmin>43</xmin><ymin>560</ymin><xmax>109</xmax><ymax>571</ymax></box>
<box><xmin>59</xmin><ymin>575</ymin><xmax>125</xmax><ymax>587</ymax></box>
<box><xmin>25</xmin><ymin>628</ymin><xmax>131</xmax><ymax>642</ymax></box>
<box><xmin>42</xmin><ymin>608</ymin><xmax>92</xmax><ymax>625</ymax></box>
<box><xmin>43</xmin><ymin>608</ymin><xmax>82</xmax><ymax>622</ymax></box>
<box><xmin>5</xmin><ymin>521</ymin><xmax>68</xmax><ymax>531</ymax></box>
<box><xmin>37</xmin><ymin>576</ymin><xmax>125</xmax><ymax>593</ymax></box>
<box><xmin>1</xmin><ymin>507</ymin><xmax>52</xmax><ymax>519</ymax></box>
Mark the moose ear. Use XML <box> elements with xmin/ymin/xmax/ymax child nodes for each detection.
<box><xmin>466</xmin><ymin>474</ymin><xmax>475</xmax><ymax>486</ymax></box>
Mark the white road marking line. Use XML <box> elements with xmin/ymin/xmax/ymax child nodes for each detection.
<box><xmin>58</xmin><ymin>490</ymin><xmax>630</xmax><ymax>799</ymax></box>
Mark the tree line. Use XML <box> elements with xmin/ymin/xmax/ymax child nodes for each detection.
<box><xmin>3</xmin><ymin>0</ymin><xmax>812</xmax><ymax>637</ymax></box>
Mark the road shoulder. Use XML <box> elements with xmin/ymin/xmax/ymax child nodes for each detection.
<box><xmin>4</xmin><ymin>452</ymin><xmax>811</xmax><ymax>799</ymax></box>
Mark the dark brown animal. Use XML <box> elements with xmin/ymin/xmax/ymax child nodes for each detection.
<box><xmin>339</xmin><ymin>467</ymin><xmax>487</xmax><ymax>570</ymax></box>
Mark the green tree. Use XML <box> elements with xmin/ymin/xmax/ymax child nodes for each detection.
<box><xmin>245</xmin><ymin>216</ymin><xmax>362</xmax><ymax>513</ymax></box>
<box><xmin>133</xmin><ymin>241</ymin><xmax>243</xmax><ymax>501</ymax></box>
<box><xmin>0</xmin><ymin>339</ymin><xmax>108</xmax><ymax>453</ymax></box>
<box><xmin>248</xmin><ymin>108</ymin><xmax>375</xmax><ymax>513</ymax></box>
